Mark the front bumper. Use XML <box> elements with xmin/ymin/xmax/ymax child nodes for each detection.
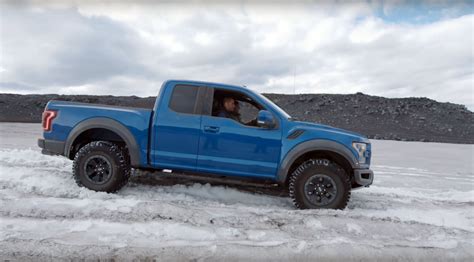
<box><xmin>353</xmin><ymin>168</ymin><xmax>374</xmax><ymax>187</ymax></box>
<box><xmin>38</xmin><ymin>138</ymin><xmax>65</xmax><ymax>156</ymax></box>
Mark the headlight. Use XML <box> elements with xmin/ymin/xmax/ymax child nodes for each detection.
<box><xmin>352</xmin><ymin>142</ymin><xmax>367</xmax><ymax>164</ymax></box>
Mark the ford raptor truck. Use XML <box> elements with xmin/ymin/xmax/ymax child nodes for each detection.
<box><xmin>38</xmin><ymin>80</ymin><xmax>374</xmax><ymax>209</ymax></box>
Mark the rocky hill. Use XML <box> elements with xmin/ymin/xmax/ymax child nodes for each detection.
<box><xmin>0</xmin><ymin>93</ymin><xmax>472</xmax><ymax>144</ymax></box>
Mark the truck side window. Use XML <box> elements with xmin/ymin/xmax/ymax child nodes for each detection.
<box><xmin>212</xmin><ymin>89</ymin><xmax>264</xmax><ymax>127</ymax></box>
<box><xmin>169</xmin><ymin>85</ymin><xmax>199</xmax><ymax>114</ymax></box>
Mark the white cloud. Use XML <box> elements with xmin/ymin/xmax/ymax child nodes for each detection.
<box><xmin>0</xmin><ymin>1</ymin><xmax>472</xmax><ymax>109</ymax></box>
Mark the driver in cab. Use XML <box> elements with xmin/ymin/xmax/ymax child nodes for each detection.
<box><xmin>217</xmin><ymin>97</ymin><xmax>241</xmax><ymax>122</ymax></box>
<box><xmin>217</xmin><ymin>97</ymin><xmax>257</xmax><ymax>126</ymax></box>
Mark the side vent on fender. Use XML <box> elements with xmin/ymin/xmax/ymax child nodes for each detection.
<box><xmin>287</xmin><ymin>129</ymin><xmax>305</xmax><ymax>140</ymax></box>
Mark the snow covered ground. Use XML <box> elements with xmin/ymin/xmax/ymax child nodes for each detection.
<box><xmin>0</xmin><ymin>122</ymin><xmax>473</xmax><ymax>261</ymax></box>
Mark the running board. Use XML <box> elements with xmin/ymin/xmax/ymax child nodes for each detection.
<box><xmin>134</xmin><ymin>168</ymin><xmax>280</xmax><ymax>189</ymax></box>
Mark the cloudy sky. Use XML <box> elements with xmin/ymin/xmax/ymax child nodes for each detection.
<box><xmin>0</xmin><ymin>0</ymin><xmax>473</xmax><ymax>109</ymax></box>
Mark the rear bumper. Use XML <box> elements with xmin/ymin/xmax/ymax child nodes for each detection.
<box><xmin>38</xmin><ymin>138</ymin><xmax>65</xmax><ymax>156</ymax></box>
<box><xmin>353</xmin><ymin>168</ymin><xmax>374</xmax><ymax>187</ymax></box>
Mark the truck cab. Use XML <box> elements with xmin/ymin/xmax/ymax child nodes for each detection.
<box><xmin>39</xmin><ymin>80</ymin><xmax>374</xmax><ymax>209</ymax></box>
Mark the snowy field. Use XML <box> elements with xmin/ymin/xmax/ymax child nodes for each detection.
<box><xmin>0</xmin><ymin>122</ymin><xmax>473</xmax><ymax>261</ymax></box>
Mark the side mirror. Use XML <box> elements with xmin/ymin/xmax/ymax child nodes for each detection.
<box><xmin>257</xmin><ymin>110</ymin><xmax>276</xmax><ymax>129</ymax></box>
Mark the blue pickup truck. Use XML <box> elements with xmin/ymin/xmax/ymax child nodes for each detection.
<box><xmin>38</xmin><ymin>80</ymin><xmax>373</xmax><ymax>209</ymax></box>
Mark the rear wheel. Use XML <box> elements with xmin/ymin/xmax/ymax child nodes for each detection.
<box><xmin>73</xmin><ymin>141</ymin><xmax>130</xmax><ymax>193</ymax></box>
<box><xmin>289</xmin><ymin>159</ymin><xmax>351</xmax><ymax>209</ymax></box>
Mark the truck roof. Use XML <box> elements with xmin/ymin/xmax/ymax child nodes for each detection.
<box><xmin>164</xmin><ymin>79</ymin><xmax>252</xmax><ymax>92</ymax></box>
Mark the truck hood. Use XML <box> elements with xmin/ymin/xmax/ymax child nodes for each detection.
<box><xmin>290</xmin><ymin>120</ymin><xmax>369</xmax><ymax>143</ymax></box>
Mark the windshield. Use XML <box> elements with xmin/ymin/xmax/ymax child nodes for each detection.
<box><xmin>254</xmin><ymin>92</ymin><xmax>292</xmax><ymax>119</ymax></box>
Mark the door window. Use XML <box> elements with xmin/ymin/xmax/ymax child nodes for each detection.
<box><xmin>211</xmin><ymin>89</ymin><xmax>264</xmax><ymax>127</ymax></box>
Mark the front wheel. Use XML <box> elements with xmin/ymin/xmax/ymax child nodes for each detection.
<box><xmin>73</xmin><ymin>141</ymin><xmax>130</xmax><ymax>193</ymax></box>
<box><xmin>289</xmin><ymin>159</ymin><xmax>351</xmax><ymax>209</ymax></box>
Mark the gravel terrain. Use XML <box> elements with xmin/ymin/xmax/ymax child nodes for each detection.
<box><xmin>0</xmin><ymin>92</ymin><xmax>472</xmax><ymax>144</ymax></box>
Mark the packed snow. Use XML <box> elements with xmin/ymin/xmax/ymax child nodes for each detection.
<box><xmin>0</xmin><ymin>122</ymin><xmax>473</xmax><ymax>261</ymax></box>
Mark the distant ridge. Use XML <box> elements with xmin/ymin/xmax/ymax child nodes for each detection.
<box><xmin>0</xmin><ymin>93</ymin><xmax>472</xmax><ymax>144</ymax></box>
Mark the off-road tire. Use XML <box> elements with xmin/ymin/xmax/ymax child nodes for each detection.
<box><xmin>73</xmin><ymin>141</ymin><xmax>130</xmax><ymax>193</ymax></box>
<box><xmin>289</xmin><ymin>159</ymin><xmax>351</xmax><ymax>209</ymax></box>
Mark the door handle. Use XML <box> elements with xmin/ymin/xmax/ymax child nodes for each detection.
<box><xmin>204</xmin><ymin>126</ymin><xmax>220</xmax><ymax>133</ymax></box>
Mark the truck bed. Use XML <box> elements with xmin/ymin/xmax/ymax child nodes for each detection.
<box><xmin>44</xmin><ymin>100</ymin><xmax>153</xmax><ymax>165</ymax></box>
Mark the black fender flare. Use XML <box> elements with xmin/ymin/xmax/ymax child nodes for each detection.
<box><xmin>64</xmin><ymin>117</ymin><xmax>140</xmax><ymax>167</ymax></box>
<box><xmin>276</xmin><ymin>139</ymin><xmax>358</xmax><ymax>184</ymax></box>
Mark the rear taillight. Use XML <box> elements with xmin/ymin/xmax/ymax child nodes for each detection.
<box><xmin>42</xmin><ymin>110</ymin><xmax>57</xmax><ymax>131</ymax></box>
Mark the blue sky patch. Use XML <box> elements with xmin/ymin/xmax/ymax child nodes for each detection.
<box><xmin>372</xmin><ymin>0</ymin><xmax>474</xmax><ymax>24</ymax></box>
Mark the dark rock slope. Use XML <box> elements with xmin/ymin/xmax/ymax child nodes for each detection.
<box><xmin>0</xmin><ymin>93</ymin><xmax>472</xmax><ymax>144</ymax></box>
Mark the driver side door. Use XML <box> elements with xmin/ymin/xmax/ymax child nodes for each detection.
<box><xmin>196</xmin><ymin>87</ymin><xmax>282</xmax><ymax>179</ymax></box>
